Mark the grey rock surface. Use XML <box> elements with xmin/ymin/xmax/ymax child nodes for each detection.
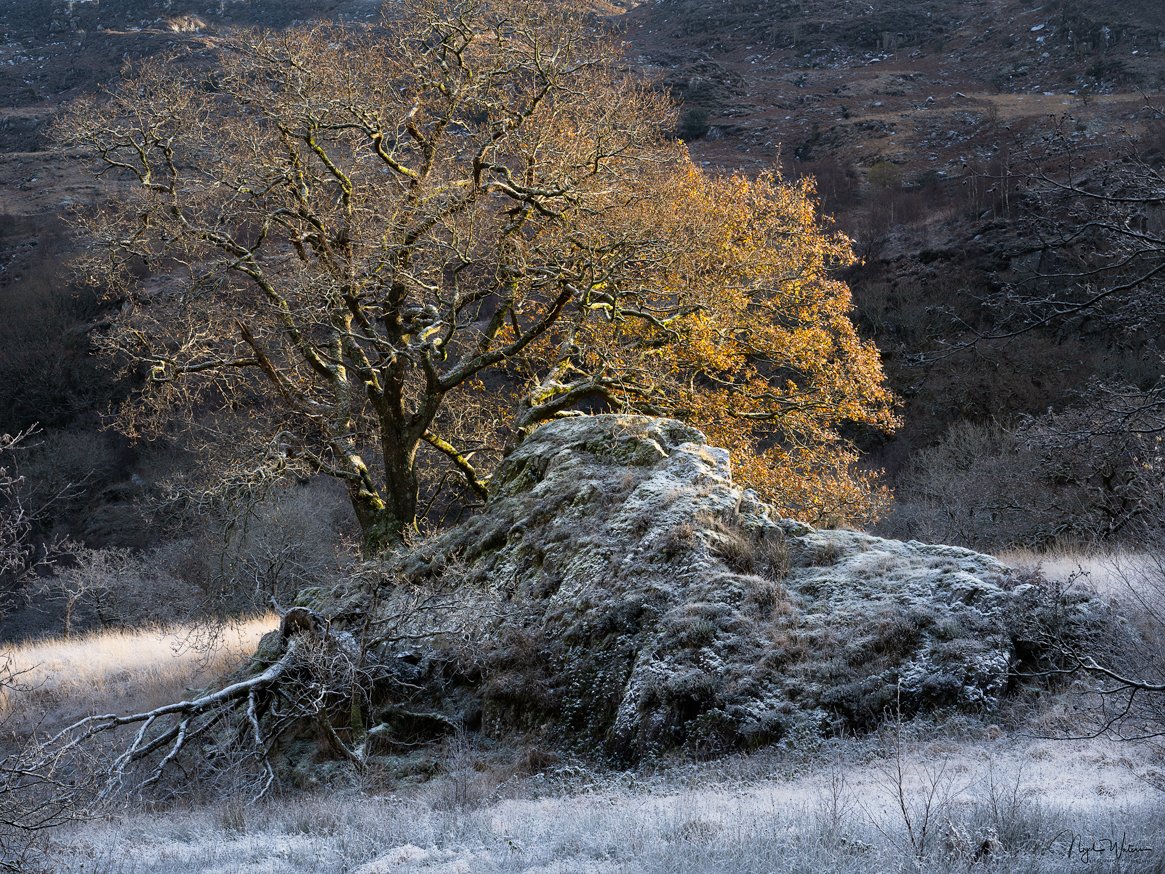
<box><xmin>318</xmin><ymin>415</ymin><xmax>1095</xmax><ymax>761</ymax></box>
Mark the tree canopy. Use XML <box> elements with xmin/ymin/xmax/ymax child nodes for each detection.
<box><xmin>57</xmin><ymin>0</ymin><xmax>896</xmax><ymax>550</ymax></box>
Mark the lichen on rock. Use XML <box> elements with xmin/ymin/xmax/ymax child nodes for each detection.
<box><xmin>315</xmin><ymin>415</ymin><xmax>1099</xmax><ymax>763</ymax></box>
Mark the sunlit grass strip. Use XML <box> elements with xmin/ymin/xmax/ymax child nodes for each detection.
<box><xmin>1</xmin><ymin>615</ymin><xmax>276</xmax><ymax>735</ymax></box>
<box><xmin>999</xmin><ymin>548</ymin><xmax>1161</xmax><ymax>598</ymax></box>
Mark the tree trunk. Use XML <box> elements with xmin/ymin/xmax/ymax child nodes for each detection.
<box><xmin>344</xmin><ymin>437</ymin><xmax>419</xmax><ymax>555</ymax></box>
<box><xmin>63</xmin><ymin>595</ymin><xmax>76</xmax><ymax>638</ymax></box>
<box><xmin>347</xmin><ymin>487</ymin><xmax>406</xmax><ymax>555</ymax></box>
<box><xmin>381</xmin><ymin>434</ymin><xmax>419</xmax><ymax>542</ymax></box>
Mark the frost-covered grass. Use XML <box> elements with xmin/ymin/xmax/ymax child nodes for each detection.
<box><xmin>11</xmin><ymin>540</ymin><xmax>1165</xmax><ymax>873</ymax></box>
<box><xmin>0</xmin><ymin>615</ymin><xmax>276</xmax><ymax>736</ymax></box>
<box><xmin>48</xmin><ymin>731</ymin><xmax>1165</xmax><ymax>873</ymax></box>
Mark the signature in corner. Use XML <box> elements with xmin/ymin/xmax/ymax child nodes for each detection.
<box><xmin>1067</xmin><ymin>833</ymin><xmax>1154</xmax><ymax>863</ymax></box>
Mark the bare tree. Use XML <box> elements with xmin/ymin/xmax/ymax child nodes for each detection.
<box><xmin>0</xmin><ymin>610</ymin><xmax>342</xmax><ymax>866</ymax></box>
<box><xmin>0</xmin><ymin>669</ymin><xmax>89</xmax><ymax>872</ymax></box>
<box><xmin>0</xmin><ymin>432</ymin><xmax>80</xmax><ymax>869</ymax></box>
<box><xmin>0</xmin><ymin>431</ymin><xmax>35</xmax><ymax>598</ymax></box>
<box><xmin>57</xmin><ymin>1</ymin><xmax>690</xmax><ymax>550</ymax></box>
<box><xmin>29</xmin><ymin>545</ymin><xmax>137</xmax><ymax>637</ymax></box>
<box><xmin>937</xmin><ymin>108</ymin><xmax>1165</xmax><ymax>550</ymax></box>
<box><xmin>984</xmin><ymin>138</ymin><xmax>1165</xmax><ymax>731</ymax></box>
<box><xmin>5</xmin><ymin>576</ymin><xmax>469</xmax><ymax>815</ymax></box>
<box><xmin>991</xmin><ymin>108</ymin><xmax>1165</xmax><ymax>336</ymax></box>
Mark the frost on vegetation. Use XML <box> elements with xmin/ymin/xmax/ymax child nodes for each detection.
<box><xmin>300</xmin><ymin>416</ymin><xmax>1101</xmax><ymax>766</ymax></box>
<box><xmin>52</xmin><ymin>748</ymin><xmax>1165</xmax><ymax>874</ymax></box>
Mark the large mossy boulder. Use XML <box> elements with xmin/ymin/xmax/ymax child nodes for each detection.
<box><xmin>319</xmin><ymin>416</ymin><xmax>1096</xmax><ymax>762</ymax></box>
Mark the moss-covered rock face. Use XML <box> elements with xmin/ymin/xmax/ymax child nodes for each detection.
<box><xmin>324</xmin><ymin>415</ymin><xmax>1099</xmax><ymax>762</ymax></box>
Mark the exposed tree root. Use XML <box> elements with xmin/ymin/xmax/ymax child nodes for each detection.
<box><xmin>3</xmin><ymin>605</ymin><xmax>390</xmax><ymax>846</ymax></box>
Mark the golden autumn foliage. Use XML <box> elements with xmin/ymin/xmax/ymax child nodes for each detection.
<box><xmin>537</xmin><ymin>164</ymin><xmax>898</xmax><ymax>526</ymax></box>
<box><xmin>680</xmin><ymin>170</ymin><xmax>898</xmax><ymax>524</ymax></box>
<box><xmin>56</xmin><ymin>0</ymin><xmax>895</xmax><ymax>548</ymax></box>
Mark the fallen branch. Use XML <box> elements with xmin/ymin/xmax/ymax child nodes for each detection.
<box><xmin>9</xmin><ymin>605</ymin><xmax>389</xmax><ymax>813</ymax></box>
<box><xmin>31</xmin><ymin>635</ymin><xmax>303</xmax><ymax>803</ymax></box>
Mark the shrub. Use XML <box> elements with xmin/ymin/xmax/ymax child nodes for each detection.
<box><xmin>679</xmin><ymin>106</ymin><xmax>711</xmax><ymax>140</ymax></box>
<box><xmin>33</xmin><ymin>544</ymin><xmax>198</xmax><ymax>635</ymax></box>
<box><xmin>877</xmin><ymin>420</ymin><xmax>1093</xmax><ymax>551</ymax></box>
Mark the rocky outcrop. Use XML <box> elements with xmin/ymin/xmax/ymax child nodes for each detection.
<box><xmin>306</xmin><ymin>415</ymin><xmax>1096</xmax><ymax>762</ymax></box>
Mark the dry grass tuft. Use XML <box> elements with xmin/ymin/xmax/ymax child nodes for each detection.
<box><xmin>701</xmin><ymin>514</ymin><xmax>790</xmax><ymax>580</ymax></box>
